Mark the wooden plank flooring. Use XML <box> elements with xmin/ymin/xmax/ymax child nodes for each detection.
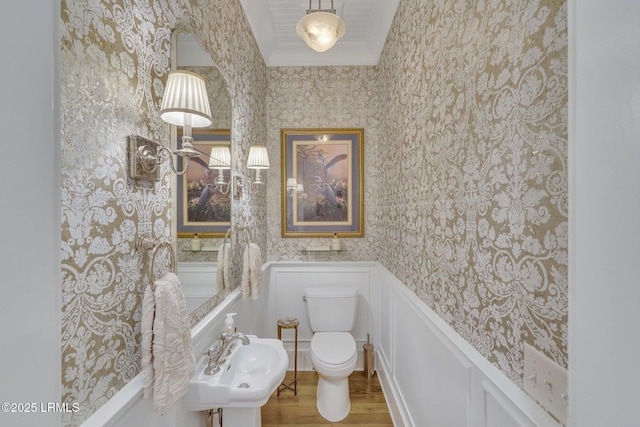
<box><xmin>261</xmin><ymin>371</ymin><xmax>394</xmax><ymax>426</ymax></box>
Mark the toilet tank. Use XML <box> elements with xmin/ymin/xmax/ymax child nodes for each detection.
<box><xmin>305</xmin><ymin>287</ymin><xmax>358</xmax><ymax>332</ymax></box>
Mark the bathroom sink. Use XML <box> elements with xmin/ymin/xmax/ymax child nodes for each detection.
<box><xmin>182</xmin><ymin>336</ymin><xmax>288</xmax><ymax>411</ymax></box>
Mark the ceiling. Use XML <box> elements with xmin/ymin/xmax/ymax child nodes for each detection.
<box><xmin>239</xmin><ymin>0</ymin><xmax>400</xmax><ymax>67</ymax></box>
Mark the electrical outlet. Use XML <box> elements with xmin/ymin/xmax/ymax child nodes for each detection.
<box><xmin>523</xmin><ymin>343</ymin><xmax>568</xmax><ymax>426</ymax></box>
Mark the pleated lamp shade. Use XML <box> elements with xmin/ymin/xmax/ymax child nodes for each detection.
<box><xmin>209</xmin><ymin>146</ymin><xmax>231</xmax><ymax>169</ymax></box>
<box><xmin>159</xmin><ymin>70</ymin><xmax>212</xmax><ymax>128</ymax></box>
<box><xmin>246</xmin><ymin>146</ymin><xmax>270</xmax><ymax>169</ymax></box>
<box><xmin>286</xmin><ymin>178</ymin><xmax>298</xmax><ymax>190</ymax></box>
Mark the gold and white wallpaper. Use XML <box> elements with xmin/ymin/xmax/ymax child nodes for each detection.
<box><xmin>60</xmin><ymin>0</ymin><xmax>266</xmax><ymax>425</ymax></box>
<box><xmin>265</xmin><ymin>0</ymin><xmax>567</xmax><ymax>389</ymax></box>
<box><xmin>265</xmin><ymin>66</ymin><xmax>382</xmax><ymax>260</ymax></box>
<box><xmin>376</xmin><ymin>0</ymin><xmax>568</xmax><ymax>385</ymax></box>
<box><xmin>60</xmin><ymin>0</ymin><xmax>566</xmax><ymax>422</ymax></box>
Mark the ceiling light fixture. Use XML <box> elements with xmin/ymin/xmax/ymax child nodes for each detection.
<box><xmin>296</xmin><ymin>0</ymin><xmax>346</xmax><ymax>53</ymax></box>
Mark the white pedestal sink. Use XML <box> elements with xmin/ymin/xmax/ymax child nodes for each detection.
<box><xmin>182</xmin><ymin>335</ymin><xmax>288</xmax><ymax>427</ymax></box>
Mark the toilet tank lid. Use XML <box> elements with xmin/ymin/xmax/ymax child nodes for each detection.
<box><xmin>305</xmin><ymin>287</ymin><xmax>358</xmax><ymax>298</ymax></box>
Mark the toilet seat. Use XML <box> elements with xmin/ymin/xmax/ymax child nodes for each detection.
<box><xmin>310</xmin><ymin>332</ymin><xmax>356</xmax><ymax>367</ymax></box>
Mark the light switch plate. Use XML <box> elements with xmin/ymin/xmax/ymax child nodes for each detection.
<box><xmin>523</xmin><ymin>343</ymin><xmax>568</xmax><ymax>426</ymax></box>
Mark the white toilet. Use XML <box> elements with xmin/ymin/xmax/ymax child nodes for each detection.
<box><xmin>304</xmin><ymin>286</ymin><xmax>358</xmax><ymax>422</ymax></box>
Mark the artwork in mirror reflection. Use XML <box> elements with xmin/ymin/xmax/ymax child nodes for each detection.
<box><xmin>173</xmin><ymin>31</ymin><xmax>232</xmax><ymax>317</ymax></box>
<box><xmin>177</xmin><ymin>129</ymin><xmax>231</xmax><ymax>237</ymax></box>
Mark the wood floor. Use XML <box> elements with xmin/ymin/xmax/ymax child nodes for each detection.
<box><xmin>261</xmin><ymin>370</ymin><xmax>394</xmax><ymax>426</ymax></box>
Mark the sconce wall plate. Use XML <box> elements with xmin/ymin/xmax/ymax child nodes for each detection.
<box><xmin>129</xmin><ymin>135</ymin><xmax>161</xmax><ymax>181</ymax></box>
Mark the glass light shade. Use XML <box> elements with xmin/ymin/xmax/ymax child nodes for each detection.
<box><xmin>159</xmin><ymin>70</ymin><xmax>212</xmax><ymax>128</ymax></box>
<box><xmin>208</xmin><ymin>146</ymin><xmax>231</xmax><ymax>169</ymax></box>
<box><xmin>286</xmin><ymin>178</ymin><xmax>297</xmax><ymax>190</ymax></box>
<box><xmin>246</xmin><ymin>146</ymin><xmax>270</xmax><ymax>169</ymax></box>
<box><xmin>296</xmin><ymin>11</ymin><xmax>346</xmax><ymax>53</ymax></box>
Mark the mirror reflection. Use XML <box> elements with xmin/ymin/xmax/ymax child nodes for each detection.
<box><xmin>171</xmin><ymin>31</ymin><xmax>232</xmax><ymax>314</ymax></box>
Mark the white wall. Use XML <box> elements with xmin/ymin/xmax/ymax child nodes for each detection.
<box><xmin>569</xmin><ymin>1</ymin><xmax>640</xmax><ymax>425</ymax></box>
<box><xmin>264</xmin><ymin>263</ymin><xmax>379</xmax><ymax>371</ymax></box>
<box><xmin>0</xmin><ymin>1</ymin><xmax>61</xmax><ymax>426</ymax></box>
<box><xmin>177</xmin><ymin>262</ymin><xmax>220</xmax><ymax>313</ymax></box>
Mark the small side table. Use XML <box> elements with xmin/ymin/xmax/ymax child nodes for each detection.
<box><xmin>277</xmin><ymin>317</ymin><xmax>299</xmax><ymax>396</ymax></box>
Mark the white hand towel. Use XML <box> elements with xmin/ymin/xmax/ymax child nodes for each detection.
<box><xmin>241</xmin><ymin>243</ymin><xmax>262</xmax><ymax>300</ymax></box>
<box><xmin>141</xmin><ymin>273</ymin><xmax>195</xmax><ymax>414</ymax></box>
<box><xmin>141</xmin><ymin>284</ymin><xmax>155</xmax><ymax>398</ymax></box>
<box><xmin>217</xmin><ymin>242</ymin><xmax>230</xmax><ymax>288</ymax></box>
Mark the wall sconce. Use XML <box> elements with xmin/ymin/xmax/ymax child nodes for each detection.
<box><xmin>233</xmin><ymin>146</ymin><xmax>270</xmax><ymax>196</ymax></box>
<box><xmin>296</xmin><ymin>0</ymin><xmax>346</xmax><ymax>53</ymax></box>
<box><xmin>286</xmin><ymin>178</ymin><xmax>298</xmax><ymax>193</ymax></box>
<box><xmin>129</xmin><ymin>70</ymin><xmax>217</xmax><ymax>181</ymax></box>
<box><xmin>247</xmin><ymin>146</ymin><xmax>270</xmax><ymax>184</ymax></box>
<box><xmin>209</xmin><ymin>146</ymin><xmax>231</xmax><ymax>194</ymax></box>
<box><xmin>286</xmin><ymin>179</ymin><xmax>306</xmax><ymax>202</ymax></box>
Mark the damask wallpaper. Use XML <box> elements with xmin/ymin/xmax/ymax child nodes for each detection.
<box><xmin>265</xmin><ymin>66</ymin><xmax>382</xmax><ymax>260</ymax></box>
<box><xmin>60</xmin><ymin>0</ymin><xmax>566</xmax><ymax>423</ymax></box>
<box><xmin>59</xmin><ymin>0</ymin><xmax>266</xmax><ymax>425</ymax></box>
<box><xmin>376</xmin><ymin>0</ymin><xmax>568</xmax><ymax>385</ymax></box>
<box><xmin>265</xmin><ymin>0</ymin><xmax>567</xmax><ymax>390</ymax></box>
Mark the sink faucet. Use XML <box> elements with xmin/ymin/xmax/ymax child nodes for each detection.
<box><xmin>204</xmin><ymin>332</ymin><xmax>250</xmax><ymax>375</ymax></box>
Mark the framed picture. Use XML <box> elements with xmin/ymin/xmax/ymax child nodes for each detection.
<box><xmin>281</xmin><ymin>128</ymin><xmax>364</xmax><ymax>238</ymax></box>
<box><xmin>177</xmin><ymin>129</ymin><xmax>231</xmax><ymax>237</ymax></box>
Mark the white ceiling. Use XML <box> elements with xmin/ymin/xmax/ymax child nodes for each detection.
<box><xmin>239</xmin><ymin>0</ymin><xmax>400</xmax><ymax>67</ymax></box>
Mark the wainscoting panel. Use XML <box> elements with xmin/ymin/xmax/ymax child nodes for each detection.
<box><xmin>482</xmin><ymin>381</ymin><xmax>537</xmax><ymax>427</ymax></box>
<box><xmin>265</xmin><ymin>263</ymin><xmax>377</xmax><ymax>371</ymax></box>
<box><xmin>377</xmin><ymin>265</ymin><xmax>394</xmax><ymax>375</ymax></box>
<box><xmin>393</xmin><ymin>290</ymin><xmax>472</xmax><ymax>426</ymax></box>
<box><xmin>377</xmin><ymin>265</ymin><xmax>561</xmax><ymax>427</ymax></box>
<box><xmin>177</xmin><ymin>262</ymin><xmax>219</xmax><ymax>314</ymax></box>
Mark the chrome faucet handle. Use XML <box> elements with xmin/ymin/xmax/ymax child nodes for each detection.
<box><xmin>203</xmin><ymin>345</ymin><xmax>223</xmax><ymax>375</ymax></box>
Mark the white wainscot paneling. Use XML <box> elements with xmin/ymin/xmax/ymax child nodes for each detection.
<box><xmin>177</xmin><ymin>262</ymin><xmax>219</xmax><ymax>314</ymax></box>
<box><xmin>265</xmin><ymin>263</ymin><xmax>377</xmax><ymax>371</ymax></box>
<box><xmin>374</xmin><ymin>266</ymin><xmax>563</xmax><ymax>427</ymax></box>
<box><xmin>483</xmin><ymin>381</ymin><xmax>537</xmax><ymax>427</ymax></box>
<box><xmin>393</xmin><ymin>290</ymin><xmax>471</xmax><ymax>426</ymax></box>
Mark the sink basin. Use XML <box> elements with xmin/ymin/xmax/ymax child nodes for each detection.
<box><xmin>182</xmin><ymin>335</ymin><xmax>288</xmax><ymax>411</ymax></box>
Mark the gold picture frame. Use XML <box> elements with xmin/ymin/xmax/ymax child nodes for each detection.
<box><xmin>177</xmin><ymin>129</ymin><xmax>231</xmax><ymax>237</ymax></box>
<box><xmin>281</xmin><ymin>128</ymin><xmax>364</xmax><ymax>238</ymax></box>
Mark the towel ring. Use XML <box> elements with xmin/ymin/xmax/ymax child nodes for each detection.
<box><xmin>136</xmin><ymin>235</ymin><xmax>176</xmax><ymax>290</ymax></box>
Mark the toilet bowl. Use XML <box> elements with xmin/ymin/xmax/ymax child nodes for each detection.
<box><xmin>304</xmin><ymin>287</ymin><xmax>359</xmax><ymax>422</ymax></box>
<box><xmin>310</xmin><ymin>332</ymin><xmax>357</xmax><ymax>422</ymax></box>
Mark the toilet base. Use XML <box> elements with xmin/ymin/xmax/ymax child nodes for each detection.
<box><xmin>316</xmin><ymin>374</ymin><xmax>350</xmax><ymax>422</ymax></box>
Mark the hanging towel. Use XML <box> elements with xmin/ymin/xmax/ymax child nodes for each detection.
<box><xmin>241</xmin><ymin>242</ymin><xmax>262</xmax><ymax>300</ymax></box>
<box><xmin>141</xmin><ymin>284</ymin><xmax>155</xmax><ymax>398</ymax></box>
<box><xmin>216</xmin><ymin>242</ymin><xmax>230</xmax><ymax>288</ymax></box>
<box><xmin>141</xmin><ymin>272</ymin><xmax>195</xmax><ymax>414</ymax></box>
